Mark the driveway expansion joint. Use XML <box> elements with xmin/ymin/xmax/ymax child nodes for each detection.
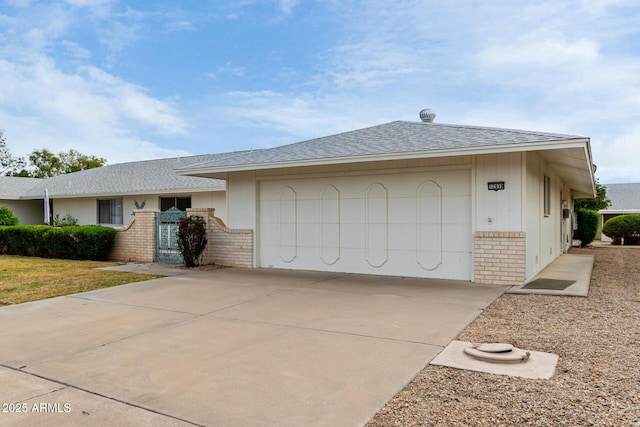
<box><xmin>206</xmin><ymin>314</ymin><xmax>447</xmax><ymax>348</ymax></box>
<box><xmin>0</xmin><ymin>363</ymin><xmax>205</xmax><ymax>427</ymax></box>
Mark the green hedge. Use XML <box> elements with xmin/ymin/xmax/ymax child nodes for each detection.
<box><xmin>602</xmin><ymin>214</ymin><xmax>640</xmax><ymax>245</ymax></box>
<box><xmin>575</xmin><ymin>208</ymin><xmax>601</xmax><ymax>248</ymax></box>
<box><xmin>0</xmin><ymin>225</ymin><xmax>117</xmax><ymax>260</ymax></box>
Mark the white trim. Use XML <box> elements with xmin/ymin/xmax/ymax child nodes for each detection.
<box><xmin>253</xmin><ymin>164</ymin><xmax>472</xmax><ymax>181</ymax></box>
<box><xmin>177</xmin><ymin>139</ymin><xmax>590</xmax><ymax>176</ymax></box>
<box><xmin>18</xmin><ymin>187</ymin><xmax>225</xmax><ymax>200</ymax></box>
<box><xmin>599</xmin><ymin>210</ymin><xmax>640</xmax><ymax>214</ymax></box>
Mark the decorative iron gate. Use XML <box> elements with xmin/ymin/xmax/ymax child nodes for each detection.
<box><xmin>155</xmin><ymin>207</ymin><xmax>187</xmax><ymax>263</ymax></box>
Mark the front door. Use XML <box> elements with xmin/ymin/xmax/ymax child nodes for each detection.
<box><xmin>155</xmin><ymin>207</ymin><xmax>187</xmax><ymax>263</ymax></box>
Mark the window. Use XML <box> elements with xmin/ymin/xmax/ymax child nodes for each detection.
<box><xmin>544</xmin><ymin>175</ymin><xmax>551</xmax><ymax>217</ymax></box>
<box><xmin>98</xmin><ymin>199</ymin><xmax>123</xmax><ymax>225</ymax></box>
<box><xmin>160</xmin><ymin>196</ymin><xmax>191</xmax><ymax>211</ymax></box>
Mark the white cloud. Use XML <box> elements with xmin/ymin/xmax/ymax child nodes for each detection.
<box><xmin>591</xmin><ymin>125</ymin><xmax>640</xmax><ymax>183</ymax></box>
<box><xmin>580</xmin><ymin>0</ymin><xmax>629</xmax><ymax>15</ymax></box>
<box><xmin>477</xmin><ymin>36</ymin><xmax>599</xmax><ymax>67</ymax></box>
<box><xmin>65</xmin><ymin>0</ymin><xmax>111</xmax><ymax>5</ymax></box>
<box><xmin>0</xmin><ymin>1</ymin><xmax>194</xmax><ymax>165</ymax></box>
<box><xmin>61</xmin><ymin>40</ymin><xmax>91</xmax><ymax>59</ymax></box>
<box><xmin>279</xmin><ymin>0</ymin><xmax>300</xmax><ymax>15</ymax></box>
<box><xmin>0</xmin><ymin>52</ymin><xmax>189</xmax><ymax>163</ymax></box>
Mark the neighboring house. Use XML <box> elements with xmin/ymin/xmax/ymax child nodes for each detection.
<box><xmin>177</xmin><ymin>111</ymin><xmax>596</xmax><ymax>285</ymax></box>
<box><xmin>0</xmin><ymin>154</ymin><xmax>233</xmax><ymax>227</ymax></box>
<box><xmin>599</xmin><ymin>183</ymin><xmax>640</xmax><ymax>242</ymax></box>
<box><xmin>0</xmin><ymin>176</ymin><xmax>45</xmax><ymax>224</ymax></box>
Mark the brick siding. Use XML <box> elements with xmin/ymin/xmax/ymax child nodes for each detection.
<box><xmin>187</xmin><ymin>208</ymin><xmax>254</xmax><ymax>268</ymax></box>
<box><xmin>109</xmin><ymin>209</ymin><xmax>158</xmax><ymax>263</ymax></box>
<box><xmin>474</xmin><ymin>231</ymin><xmax>526</xmax><ymax>285</ymax></box>
<box><xmin>110</xmin><ymin>208</ymin><xmax>254</xmax><ymax>268</ymax></box>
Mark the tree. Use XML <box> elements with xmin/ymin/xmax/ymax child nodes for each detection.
<box><xmin>27</xmin><ymin>148</ymin><xmax>107</xmax><ymax>178</ymax></box>
<box><xmin>574</xmin><ymin>179</ymin><xmax>611</xmax><ymax>211</ymax></box>
<box><xmin>1</xmin><ymin>132</ymin><xmax>107</xmax><ymax>177</ymax></box>
<box><xmin>28</xmin><ymin>149</ymin><xmax>64</xmax><ymax>178</ymax></box>
<box><xmin>0</xmin><ymin>131</ymin><xmax>26</xmax><ymax>176</ymax></box>
<box><xmin>59</xmin><ymin>149</ymin><xmax>107</xmax><ymax>173</ymax></box>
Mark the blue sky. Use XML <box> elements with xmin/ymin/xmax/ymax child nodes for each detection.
<box><xmin>1</xmin><ymin>0</ymin><xmax>639</xmax><ymax>183</ymax></box>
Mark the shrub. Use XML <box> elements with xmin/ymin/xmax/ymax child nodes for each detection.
<box><xmin>0</xmin><ymin>225</ymin><xmax>116</xmax><ymax>260</ymax></box>
<box><xmin>0</xmin><ymin>225</ymin><xmax>50</xmax><ymax>256</ymax></box>
<box><xmin>0</xmin><ymin>206</ymin><xmax>19</xmax><ymax>226</ymax></box>
<box><xmin>177</xmin><ymin>216</ymin><xmax>207</xmax><ymax>267</ymax></box>
<box><xmin>52</xmin><ymin>213</ymin><xmax>78</xmax><ymax>227</ymax></box>
<box><xmin>43</xmin><ymin>226</ymin><xmax>116</xmax><ymax>260</ymax></box>
<box><xmin>602</xmin><ymin>214</ymin><xmax>640</xmax><ymax>245</ymax></box>
<box><xmin>574</xmin><ymin>208</ymin><xmax>600</xmax><ymax>248</ymax></box>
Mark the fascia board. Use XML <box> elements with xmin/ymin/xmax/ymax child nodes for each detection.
<box><xmin>18</xmin><ymin>187</ymin><xmax>225</xmax><ymax>200</ymax></box>
<box><xmin>599</xmin><ymin>210</ymin><xmax>640</xmax><ymax>214</ymax></box>
<box><xmin>177</xmin><ymin>138</ymin><xmax>591</xmax><ymax>176</ymax></box>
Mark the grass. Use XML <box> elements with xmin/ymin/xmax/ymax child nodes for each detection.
<box><xmin>0</xmin><ymin>255</ymin><xmax>163</xmax><ymax>305</ymax></box>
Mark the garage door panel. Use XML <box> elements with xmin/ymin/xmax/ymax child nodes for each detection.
<box><xmin>260</xmin><ymin>199</ymin><xmax>279</xmax><ymax>221</ymax></box>
<box><xmin>340</xmin><ymin>224</ymin><xmax>366</xmax><ymax>249</ymax></box>
<box><xmin>388</xmin><ymin>223</ymin><xmax>417</xmax><ymax>250</ymax></box>
<box><xmin>434</xmin><ymin>252</ymin><xmax>472</xmax><ymax>280</ymax></box>
<box><xmin>388</xmin><ymin>198</ymin><xmax>418</xmax><ymax>223</ymax></box>
<box><xmin>442</xmin><ymin>196</ymin><xmax>472</xmax><ymax>224</ymax></box>
<box><xmin>439</xmin><ymin>174</ymin><xmax>471</xmax><ymax>196</ymax></box>
<box><xmin>442</xmin><ymin>225</ymin><xmax>472</xmax><ymax>252</ymax></box>
<box><xmin>340</xmin><ymin>198</ymin><xmax>366</xmax><ymax>223</ymax></box>
<box><xmin>259</xmin><ymin>170</ymin><xmax>471</xmax><ymax>280</ymax></box>
<box><xmin>296</xmin><ymin>199</ymin><xmax>320</xmax><ymax>223</ymax></box>
<box><xmin>297</xmin><ymin>223</ymin><xmax>320</xmax><ymax>248</ymax></box>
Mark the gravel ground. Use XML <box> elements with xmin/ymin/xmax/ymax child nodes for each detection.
<box><xmin>367</xmin><ymin>246</ymin><xmax>640</xmax><ymax>427</ymax></box>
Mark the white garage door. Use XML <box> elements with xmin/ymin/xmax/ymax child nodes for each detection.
<box><xmin>258</xmin><ymin>170</ymin><xmax>472</xmax><ymax>280</ymax></box>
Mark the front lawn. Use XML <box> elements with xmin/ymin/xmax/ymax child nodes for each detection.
<box><xmin>0</xmin><ymin>255</ymin><xmax>163</xmax><ymax>305</ymax></box>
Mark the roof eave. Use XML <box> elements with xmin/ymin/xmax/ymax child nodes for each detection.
<box><xmin>178</xmin><ymin>138</ymin><xmax>592</xmax><ymax>177</ymax></box>
<box><xmin>18</xmin><ymin>186</ymin><xmax>226</xmax><ymax>200</ymax></box>
<box><xmin>599</xmin><ymin>209</ymin><xmax>640</xmax><ymax>214</ymax></box>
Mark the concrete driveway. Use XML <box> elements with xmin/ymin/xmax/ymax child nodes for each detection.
<box><xmin>0</xmin><ymin>268</ymin><xmax>504</xmax><ymax>427</ymax></box>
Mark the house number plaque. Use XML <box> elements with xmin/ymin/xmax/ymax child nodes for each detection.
<box><xmin>488</xmin><ymin>181</ymin><xmax>505</xmax><ymax>191</ymax></box>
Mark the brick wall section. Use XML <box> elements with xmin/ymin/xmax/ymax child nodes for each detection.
<box><xmin>109</xmin><ymin>209</ymin><xmax>159</xmax><ymax>263</ymax></box>
<box><xmin>474</xmin><ymin>231</ymin><xmax>526</xmax><ymax>285</ymax></box>
<box><xmin>187</xmin><ymin>208</ymin><xmax>254</xmax><ymax>268</ymax></box>
<box><xmin>109</xmin><ymin>208</ymin><xmax>254</xmax><ymax>267</ymax></box>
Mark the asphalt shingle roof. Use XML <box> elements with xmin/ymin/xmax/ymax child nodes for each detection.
<box><xmin>2</xmin><ymin>121</ymin><xmax>589</xmax><ymax>200</ymax></box>
<box><xmin>0</xmin><ymin>176</ymin><xmax>42</xmax><ymax>199</ymax></box>
<box><xmin>602</xmin><ymin>183</ymin><xmax>640</xmax><ymax>211</ymax></box>
<box><xmin>7</xmin><ymin>153</ymin><xmax>243</xmax><ymax>199</ymax></box>
<box><xmin>183</xmin><ymin>121</ymin><xmax>586</xmax><ymax>171</ymax></box>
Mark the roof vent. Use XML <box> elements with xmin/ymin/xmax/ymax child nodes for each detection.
<box><xmin>419</xmin><ymin>109</ymin><xmax>436</xmax><ymax>123</ymax></box>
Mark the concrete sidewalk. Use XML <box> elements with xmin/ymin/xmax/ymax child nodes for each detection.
<box><xmin>507</xmin><ymin>253</ymin><xmax>594</xmax><ymax>297</ymax></box>
<box><xmin>0</xmin><ymin>269</ymin><xmax>505</xmax><ymax>427</ymax></box>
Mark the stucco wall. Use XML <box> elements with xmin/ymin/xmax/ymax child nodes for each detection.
<box><xmin>0</xmin><ymin>200</ymin><xmax>44</xmax><ymax>225</ymax></box>
<box><xmin>524</xmin><ymin>151</ymin><xmax>566</xmax><ymax>280</ymax></box>
<box><xmin>52</xmin><ymin>191</ymin><xmax>226</xmax><ymax>227</ymax></box>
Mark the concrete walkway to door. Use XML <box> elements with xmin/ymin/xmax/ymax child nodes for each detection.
<box><xmin>0</xmin><ymin>269</ymin><xmax>505</xmax><ymax>427</ymax></box>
